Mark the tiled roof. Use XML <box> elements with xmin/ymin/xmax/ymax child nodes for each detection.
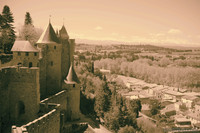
<box><xmin>59</xmin><ymin>25</ymin><xmax>69</xmax><ymax>39</ymax></box>
<box><xmin>11</xmin><ymin>41</ymin><xmax>39</xmax><ymax>52</ymax></box>
<box><xmin>37</xmin><ymin>22</ymin><xmax>59</xmax><ymax>43</ymax></box>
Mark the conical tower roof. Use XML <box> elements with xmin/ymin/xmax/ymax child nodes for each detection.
<box><xmin>37</xmin><ymin>22</ymin><xmax>59</xmax><ymax>43</ymax></box>
<box><xmin>59</xmin><ymin>25</ymin><xmax>69</xmax><ymax>39</ymax></box>
<box><xmin>65</xmin><ymin>63</ymin><xmax>80</xmax><ymax>84</ymax></box>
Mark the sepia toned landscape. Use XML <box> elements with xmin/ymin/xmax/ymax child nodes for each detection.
<box><xmin>0</xmin><ymin>0</ymin><xmax>200</xmax><ymax>133</ymax></box>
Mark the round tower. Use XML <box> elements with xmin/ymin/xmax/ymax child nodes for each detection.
<box><xmin>62</xmin><ymin>63</ymin><xmax>80</xmax><ymax>121</ymax></box>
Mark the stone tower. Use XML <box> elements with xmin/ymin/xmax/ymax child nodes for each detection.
<box><xmin>0</xmin><ymin>67</ymin><xmax>40</xmax><ymax>124</ymax></box>
<box><xmin>59</xmin><ymin>25</ymin><xmax>70</xmax><ymax>80</ymax></box>
<box><xmin>37</xmin><ymin>22</ymin><xmax>62</xmax><ymax>98</ymax></box>
<box><xmin>62</xmin><ymin>63</ymin><xmax>80</xmax><ymax>121</ymax></box>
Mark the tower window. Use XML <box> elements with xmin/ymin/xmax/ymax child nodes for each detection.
<box><xmin>17</xmin><ymin>62</ymin><xmax>22</xmax><ymax>66</ymax></box>
<box><xmin>18</xmin><ymin>52</ymin><xmax>21</xmax><ymax>56</ymax></box>
<box><xmin>34</xmin><ymin>52</ymin><xmax>37</xmax><ymax>56</ymax></box>
<box><xmin>25</xmin><ymin>52</ymin><xmax>29</xmax><ymax>56</ymax></box>
<box><xmin>54</xmin><ymin>46</ymin><xmax>56</xmax><ymax>49</ymax></box>
<box><xmin>51</xmin><ymin>61</ymin><xmax>53</xmax><ymax>66</ymax></box>
<box><xmin>29</xmin><ymin>62</ymin><xmax>32</xmax><ymax>67</ymax></box>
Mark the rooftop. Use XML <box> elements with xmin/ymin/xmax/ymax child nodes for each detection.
<box><xmin>64</xmin><ymin>64</ymin><xmax>80</xmax><ymax>84</ymax></box>
<box><xmin>175</xmin><ymin>117</ymin><xmax>191</xmax><ymax>122</ymax></box>
<box><xmin>37</xmin><ymin>22</ymin><xmax>59</xmax><ymax>44</ymax></box>
<box><xmin>164</xmin><ymin>89</ymin><xmax>184</xmax><ymax>96</ymax></box>
<box><xmin>11</xmin><ymin>41</ymin><xmax>39</xmax><ymax>52</ymax></box>
<box><xmin>59</xmin><ymin>25</ymin><xmax>69</xmax><ymax>39</ymax></box>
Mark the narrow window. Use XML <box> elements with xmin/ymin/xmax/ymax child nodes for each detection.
<box><xmin>54</xmin><ymin>46</ymin><xmax>56</xmax><ymax>49</ymax></box>
<box><xmin>73</xmin><ymin>84</ymin><xmax>75</xmax><ymax>88</ymax></box>
<box><xmin>25</xmin><ymin>52</ymin><xmax>29</xmax><ymax>56</ymax></box>
<box><xmin>34</xmin><ymin>52</ymin><xmax>37</xmax><ymax>56</ymax></box>
<box><xmin>18</xmin><ymin>101</ymin><xmax>25</xmax><ymax>115</ymax></box>
<box><xmin>29</xmin><ymin>62</ymin><xmax>32</xmax><ymax>67</ymax></box>
<box><xmin>51</xmin><ymin>61</ymin><xmax>53</xmax><ymax>66</ymax></box>
<box><xmin>18</xmin><ymin>52</ymin><xmax>21</xmax><ymax>56</ymax></box>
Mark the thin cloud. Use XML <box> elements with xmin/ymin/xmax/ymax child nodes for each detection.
<box><xmin>94</xmin><ymin>26</ymin><xmax>102</xmax><ymax>30</ymax></box>
<box><xmin>168</xmin><ymin>29</ymin><xmax>182</xmax><ymax>34</ymax></box>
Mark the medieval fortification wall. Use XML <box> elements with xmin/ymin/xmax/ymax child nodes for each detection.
<box><xmin>0</xmin><ymin>66</ymin><xmax>40</xmax><ymax>126</ymax></box>
<box><xmin>11</xmin><ymin>89</ymin><xmax>69</xmax><ymax>133</ymax></box>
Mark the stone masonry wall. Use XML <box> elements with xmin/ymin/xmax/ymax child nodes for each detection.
<box><xmin>11</xmin><ymin>90</ymin><xmax>68</xmax><ymax>133</ymax></box>
<box><xmin>0</xmin><ymin>67</ymin><xmax>11</xmax><ymax>131</ymax></box>
<box><xmin>12</xmin><ymin>52</ymin><xmax>39</xmax><ymax>67</ymax></box>
<box><xmin>12</xmin><ymin>106</ymin><xmax>60</xmax><ymax>133</ymax></box>
<box><xmin>41</xmin><ymin>90</ymin><xmax>67</xmax><ymax>112</ymax></box>
<box><xmin>0</xmin><ymin>66</ymin><xmax>40</xmax><ymax>132</ymax></box>
<box><xmin>61</xmin><ymin>41</ymin><xmax>70</xmax><ymax>80</ymax></box>
<box><xmin>8</xmin><ymin>67</ymin><xmax>40</xmax><ymax>124</ymax></box>
<box><xmin>46</xmin><ymin>43</ymin><xmax>62</xmax><ymax>96</ymax></box>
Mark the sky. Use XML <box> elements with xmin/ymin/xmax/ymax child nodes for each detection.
<box><xmin>0</xmin><ymin>0</ymin><xmax>200</xmax><ymax>46</ymax></box>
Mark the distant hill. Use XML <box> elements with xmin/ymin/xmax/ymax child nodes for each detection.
<box><xmin>75</xmin><ymin>38</ymin><xmax>200</xmax><ymax>49</ymax></box>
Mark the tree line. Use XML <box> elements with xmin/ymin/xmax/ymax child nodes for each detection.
<box><xmin>0</xmin><ymin>5</ymin><xmax>42</xmax><ymax>54</ymax></box>
<box><xmin>95</xmin><ymin>58</ymin><xmax>200</xmax><ymax>91</ymax></box>
<box><xmin>75</xmin><ymin>61</ymin><xmax>142</xmax><ymax>132</ymax></box>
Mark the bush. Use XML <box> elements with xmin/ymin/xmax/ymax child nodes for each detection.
<box><xmin>118</xmin><ymin>125</ymin><xmax>136</xmax><ymax>133</ymax></box>
<box><xmin>165</xmin><ymin>110</ymin><xmax>176</xmax><ymax>117</ymax></box>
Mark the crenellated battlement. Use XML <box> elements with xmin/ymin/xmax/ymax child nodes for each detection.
<box><xmin>0</xmin><ymin>66</ymin><xmax>39</xmax><ymax>91</ymax></box>
<box><xmin>0</xmin><ymin>65</ymin><xmax>38</xmax><ymax>74</ymax></box>
<box><xmin>12</xmin><ymin>104</ymin><xmax>60</xmax><ymax>133</ymax></box>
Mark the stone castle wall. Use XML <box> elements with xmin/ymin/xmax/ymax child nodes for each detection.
<box><xmin>38</xmin><ymin>44</ymin><xmax>47</xmax><ymax>99</ymax></box>
<box><xmin>12</xmin><ymin>52</ymin><xmax>39</xmax><ymax>67</ymax></box>
<box><xmin>61</xmin><ymin>41</ymin><xmax>70</xmax><ymax>80</ymax></box>
<box><xmin>0</xmin><ymin>66</ymin><xmax>40</xmax><ymax>126</ymax></box>
<box><xmin>69</xmin><ymin>39</ymin><xmax>75</xmax><ymax>63</ymax></box>
<box><xmin>12</xmin><ymin>105</ymin><xmax>60</xmax><ymax>133</ymax></box>
<box><xmin>41</xmin><ymin>90</ymin><xmax>67</xmax><ymax>112</ymax></box>
<box><xmin>0</xmin><ymin>67</ymin><xmax>11</xmax><ymax>130</ymax></box>
<box><xmin>46</xmin><ymin>43</ymin><xmax>62</xmax><ymax>95</ymax></box>
<box><xmin>11</xmin><ymin>89</ymin><xmax>70</xmax><ymax>133</ymax></box>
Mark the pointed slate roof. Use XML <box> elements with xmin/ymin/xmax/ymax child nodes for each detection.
<box><xmin>64</xmin><ymin>63</ymin><xmax>80</xmax><ymax>84</ymax></box>
<box><xmin>59</xmin><ymin>25</ymin><xmax>69</xmax><ymax>39</ymax></box>
<box><xmin>11</xmin><ymin>41</ymin><xmax>39</xmax><ymax>52</ymax></box>
<box><xmin>37</xmin><ymin>22</ymin><xmax>59</xmax><ymax>43</ymax></box>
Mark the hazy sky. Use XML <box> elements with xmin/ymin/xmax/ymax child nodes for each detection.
<box><xmin>0</xmin><ymin>0</ymin><xmax>200</xmax><ymax>46</ymax></box>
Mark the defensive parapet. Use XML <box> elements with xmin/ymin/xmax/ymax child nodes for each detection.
<box><xmin>11</xmin><ymin>88</ymin><xmax>68</xmax><ymax>133</ymax></box>
<box><xmin>41</xmin><ymin>90</ymin><xmax>67</xmax><ymax>111</ymax></box>
<box><xmin>12</xmin><ymin>104</ymin><xmax>61</xmax><ymax>133</ymax></box>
